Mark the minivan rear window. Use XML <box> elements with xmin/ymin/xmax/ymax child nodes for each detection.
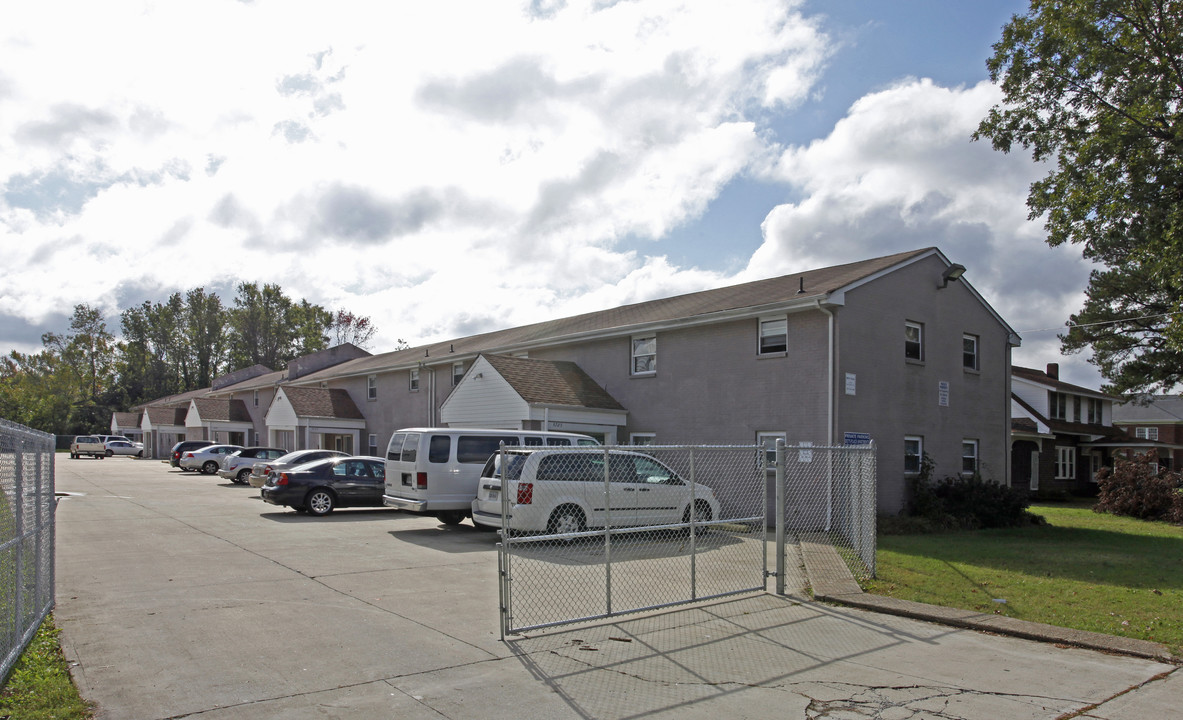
<box><xmin>428</xmin><ymin>435</ymin><xmax>451</xmax><ymax>463</ymax></box>
<box><xmin>456</xmin><ymin>436</ymin><xmax>520</xmax><ymax>463</ymax></box>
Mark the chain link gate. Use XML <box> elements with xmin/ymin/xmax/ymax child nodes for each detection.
<box><xmin>492</xmin><ymin>445</ymin><xmax>767</xmax><ymax>637</ymax></box>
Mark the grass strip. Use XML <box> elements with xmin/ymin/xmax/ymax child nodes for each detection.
<box><xmin>864</xmin><ymin>504</ymin><xmax>1183</xmax><ymax>655</ymax></box>
<box><xmin>0</xmin><ymin>614</ymin><xmax>92</xmax><ymax>720</ymax></box>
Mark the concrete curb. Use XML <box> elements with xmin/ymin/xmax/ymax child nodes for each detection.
<box><xmin>800</xmin><ymin>538</ymin><xmax>1179</xmax><ymax>664</ymax></box>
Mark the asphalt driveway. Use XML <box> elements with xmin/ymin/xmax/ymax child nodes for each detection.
<box><xmin>53</xmin><ymin>457</ymin><xmax>1179</xmax><ymax>719</ymax></box>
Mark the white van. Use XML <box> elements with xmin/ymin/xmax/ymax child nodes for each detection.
<box><xmin>382</xmin><ymin>428</ymin><xmax>598</xmax><ymax>526</ymax></box>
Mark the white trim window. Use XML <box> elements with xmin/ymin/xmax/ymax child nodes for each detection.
<box><xmin>368</xmin><ymin>433</ymin><xmax>378</xmax><ymax>456</ymax></box>
<box><xmin>452</xmin><ymin>362</ymin><xmax>465</xmax><ymax>387</ymax></box>
<box><xmin>409</xmin><ymin>368</ymin><xmax>420</xmax><ymax>392</ymax></box>
<box><xmin>758</xmin><ymin>317</ymin><xmax>788</xmax><ymax>355</ymax></box>
<box><xmin>1087</xmin><ymin>398</ymin><xmax>1103</xmax><ymax>424</ymax></box>
<box><xmin>630</xmin><ymin>433</ymin><xmax>656</xmax><ymax>446</ymax></box>
<box><xmin>1049</xmin><ymin>391</ymin><xmax>1068</xmax><ymax>420</ymax></box>
<box><xmin>758</xmin><ymin>431</ymin><xmax>787</xmax><ymax>467</ymax></box>
<box><xmin>1055</xmin><ymin>446</ymin><xmax>1076</xmax><ymax>479</ymax></box>
<box><xmin>905</xmin><ymin>321</ymin><xmax>924</xmax><ymax>361</ymax></box>
<box><xmin>904</xmin><ymin>435</ymin><xmax>923</xmax><ymax>474</ymax></box>
<box><xmin>961</xmin><ymin>439</ymin><xmax>979</xmax><ymax>475</ymax></box>
<box><xmin>253</xmin><ymin>390</ymin><xmax>259</xmax><ymax>407</ymax></box>
<box><xmin>631</xmin><ymin>335</ymin><xmax>656</xmax><ymax>375</ymax></box>
<box><xmin>367</xmin><ymin>375</ymin><xmax>377</xmax><ymax>401</ymax></box>
<box><xmin>1135</xmin><ymin>426</ymin><xmax>1160</xmax><ymax>441</ymax></box>
<box><xmin>962</xmin><ymin>334</ymin><xmax>979</xmax><ymax>371</ymax></box>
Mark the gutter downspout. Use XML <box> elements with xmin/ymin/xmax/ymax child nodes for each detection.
<box><xmin>816</xmin><ymin>300</ymin><xmax>835</xmax><ymax>531</ymax></box>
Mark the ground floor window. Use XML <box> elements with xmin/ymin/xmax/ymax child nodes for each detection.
<box><xmin>630</xmin><ymin>433</ymin><xmax>656</xmax><ymax>446</ymax></box>
<box><xmin>757</xmin><ymin>431</ymin><xmax>786</xmax><ymax>467</ymax></box>
<box><xmin>961</xmin><ymin>439</ymin><xmax>978</xmax><ymax>475</ymax></box>
<box><xmin>904</xmin><ymin>436</ymin><xmax>923</xmax><ymax>475</ymax></box>
<box><xmin>1055</xmin><ymin>446</ymin><xmax>1076</xmax><ymax>480</ymax></box>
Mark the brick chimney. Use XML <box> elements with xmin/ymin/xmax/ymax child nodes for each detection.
<box><xmin>1046</xmin><ymin>363</ymin><xmax>1059</xmax><ymax>380</ymax></box>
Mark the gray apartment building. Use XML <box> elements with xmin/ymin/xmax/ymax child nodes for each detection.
<box><xmin>122</xmin><ymin>247</ymin><xmax>1017</xmax><ymax>514</ymax></box>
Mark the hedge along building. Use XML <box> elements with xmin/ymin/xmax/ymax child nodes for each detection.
<box><xmin>279</xmin><ymin>247</ymin><xmax>1018</xmax><ymax>513</ymax></box>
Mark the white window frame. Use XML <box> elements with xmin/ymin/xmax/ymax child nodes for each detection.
<box><xmin>1049</xmin><ymin>392</ymin><xmax>1067</xmax><ymax>420</ymax></box>
<box><xmin>368</xmin><ymin>433</ymin><xmax>378</xmax><ymax>456</ymax></box>
<box><xmin>758</xmin><ymin>431</ymin><xmax>787</xmax><ymax>468</ymax></box>
<box><xmin>1055</xmin><ymin>446</ymin><xmax>1076</xmax><ymax>479</ymax></box>
<box><xmin>905</xmin><ymin>321</ymin><xmax>924</xmax><ymax>361</ymax></box>
<box><xmin>961</xmin><ymin>439</ymin><xmax>979</xmax><ymax>476</ymax></box>
<box><xmin>253</xmin><ymin>390</ymin><xmax>259</xmax><ymax>407</ymax></box>
<box><xmin>409</xmin><ymin>368</ymin><xmax>419</xmax><ymax>392</ymax></box>
<box><xmin>1135</xmin><ymin>426</ymin><xmax>1159</xmax><ymax>441</ymax></box>
<box><xmin>758</xmin><ymin>317</ymin><xmax>788</xmax><ymax>355</ymax></box>
<box><xmin>367</xmin><ymin>375</ymin><xmax>377</xmax><ymax>401</ymax></box>
<box><xmin>904</xmin><ymin>435</ymin><xmax>923</xmax><ymax>475</ymax></box>
<box><xmin>452</xmin><ymin>362</ymin><xmax>464</xmax><ymax>387</ymax></box>
<box><xmin>962</xmin><ymin>334</ymin><xmax>979</xmax><ymax>371</ymax></box>
<box><xmin>630</xmin><ymin>433</ymin><xmax>656</xmax><ymax>446</ymax></box>
<box><xmin>631</xmin><ymin>335</ymin><xmax>656</xmax><ymax>376</ymax></box>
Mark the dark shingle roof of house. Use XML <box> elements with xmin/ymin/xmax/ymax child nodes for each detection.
<box><xmin>113</xmin><ymin>412</ymin><xmax>141</xmax><ymax>427</ymax></box>
<box><xmin>145</xmin><ymin>406</ymin><xmax>187</xmax><ymax>427</ymax></box>
<box><xmin>1012</xmin><ymin>366</ymin><xmax>1115</xmax><ymax>400</ymax></box>
<box><xmin>191</xmin><ymin>398</ymin><xmax>252</xmax><ymax>423</ymax></box>
<box><xmin>281</xmin><ymin>387</ymin><xmax>364</xmax><ymax>420</ymax></box>
<box><xmin>292</xmin><ymin>248</ymin><xmax>937</xmax><ymax>383</ymax></box>
<box><xmin>482</xmin><ymin>355</ymin><xmax>625</xmax><ymax>411</ymax></box>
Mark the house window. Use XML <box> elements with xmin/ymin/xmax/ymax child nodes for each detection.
<box><xmin>961</xmin><ymin>440</ymin><xmax>979</xmax><ymax>475</ymax></box>
<box><xmin>631</xmin><ymin>335</ymin><xmax>656</xmax><ymax>375</ymax></box>
<box><xmin>904</xmin><ymin>436</ymin><xmax>923</xmax><ymax>474</ymax></box>
<box><xmin>253</xmin><ymin>390</ymin><xmax>259</xmax><ymax>407</ymax></box>
<box><xmin>1055</xmin><ymin>446</ymin><xmax>1076</xmax><ymax>479</ymax></box>
<box><xmin>962</xmin><ymin>334</ymin><xmax>979</xmax><ymax>370</ymax></box>
<box><xmin>630</xmin><ymin>433</ymin><xmax>656</xmax><ymax>446</ymax></box>
<box><xmin>367</xmin><ymin>375</ymin><xmax>377</xmax><ymax>401</ymax></box>
<box><xmin>758</xmin><ymin>431</ymin><xmax>786</xmax><ymax>467</ymax></box>
<box><xmin>409</xmin><ymin>369</ymin><xmax>419</xmax><ymax>392</ymax></box>
<box><xmin>452</xmin><ymin>362</ymin><xmax>465</xmax><ymax>387</ymax></box>
<box><xmin>1049</xmin><ymin>392</ymin><xmax>1068</xmax><ymax>420</ymax></box>
<box><xmin>1073</xmin><ymin>396</ymin><xmax>1081</xmax><ymax>423</ymax></box>
<box><xmin>1087</xmin><ymin>398</ymin><xmax>1103</xmax><ymax>424</ymax></box>
<box><xmin>758</xmin><ymin>318</ymin><xmax>787</xmax><ymax>355</ymax></box>
<box><xmin>368</xmin><ymin>433</ymin><xmax>378</xmax><ymax>456</ymax></box>
<box><xmin>905</xmin><ymin>321</ymin><xmax>924</xmax><ymax>361</ymax></box>
<box><xmin>1135</xmin><ymin>426</ymin><xmax>1160</xmax><ymax>441</ymax></box>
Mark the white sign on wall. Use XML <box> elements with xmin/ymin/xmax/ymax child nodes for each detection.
<box><xmin>845</xmin><ymin>373</ymin><xmax>856</xmax><ymax>395</ymax></box>
<box><xmin>939</xmin><ymin>381</ymin><xmax>950</xmax><ymax>407</ymax></box>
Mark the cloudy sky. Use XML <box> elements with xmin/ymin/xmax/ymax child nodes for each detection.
<box><xmin>0</xmin><ymin>0</ymin><xmax>1101</xmax><ymax>387</ymax></box>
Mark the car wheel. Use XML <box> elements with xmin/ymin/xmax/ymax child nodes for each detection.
<box><xmin>547</xmin><ymin>505</ymin><xmax>586</xmax><ymax>536</ymax></box>
<box><xmin>682</xmin><ymin>500</ymin><xmax>713</xmax><ymax>525</ymax></box>
<box><xmin>305</xmin><ymin>489</ymin><xmax>335</xmax><ymax>516</ymax></box>
<box><xmin>201</xmin><ymin>461</ymin><xmax>218</xmax><ymax>475</ymax></box>
<box><xmin>105</xmin><ymin>449</ymin><xmax>113</xmax><ymax>457</ymax></box>
<box><xmin>437</xmin><ymin>511</ymin><xmax>465</xmax><ymax>526</ymax></box>
<box><xmin>137</xmin><ymin>451</ymin><xmax>144</xmax><ymax>458</ymax></box>
<box><xmin>235</xmin><ymin>469</ymin><xmax>251</xmax><ymax>485</ymax></box>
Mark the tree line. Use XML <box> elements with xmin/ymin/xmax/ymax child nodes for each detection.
<box><xmin>0</xmin><ymin>282</ymin><xmax>384</xmax><ymax>437</ymax></box>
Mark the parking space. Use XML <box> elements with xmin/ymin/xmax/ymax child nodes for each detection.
<box><xmin>54</xmin><ymin>457</ymin><xmax>1178</xmax><ymax>719</ymax></box>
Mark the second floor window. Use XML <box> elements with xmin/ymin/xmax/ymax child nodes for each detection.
<box><xmin>409</xmin><ymin>369</ymin><xmax>420</xmax><ymax>392</ymax></box>
<box><xmin>631</xmin><ymin>336</ymin><xmax>656</xmax><ymax>375</ymax></box>
<box><xmin>1087</xmin><ymin>398</ymin><xmax>1103</xmax><ymax>424</ymax></box>
<box><xmin>759</xmin><ymin>318</ymin><xmax>787</xmax><ymax>355</ymax></box>
<box><xmin>367</xmin><ymin>375</ymin><xmax>377</xmax><ymax>400</ymax></box>
<box><xmin>1049</xmin><ymin>391</ymin><xmax>1068</xmax><ymax>420</ymax></box>
<box><xmin>905</xmin><ymin>321</ymin><xmax>923</xmax><ymax>361</ymax></box>
<box><xmin>452</xmin><ymin>362</ymin><xmax>465</xmax><ymax>387</ymax></box>
<box><xmin>963</xmin><ymin>334</ymin><xmax>979</xmax><ymax>370</ymax></box>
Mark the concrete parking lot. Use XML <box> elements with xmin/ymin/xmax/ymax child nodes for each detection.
<box><xmin>54</xmin><ymin>457</ymin><xmax>1179</xmax><ymax>719</ymax></box>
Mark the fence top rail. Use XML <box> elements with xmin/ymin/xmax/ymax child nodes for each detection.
<box><xmin>0</xmin><ymin>417</ymin><xmax>55</xmax><ymax>443</ymax></box>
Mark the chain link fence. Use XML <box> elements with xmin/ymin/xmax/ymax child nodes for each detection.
<box><xmin>489</xmin><ymin>445</ymin><xmax>767</xmax><ymax>636</ymax></box>
<box><xmin>0</xmin><ymin>418</ymin><xmax>56</xmax><ymax>680</ymax></box>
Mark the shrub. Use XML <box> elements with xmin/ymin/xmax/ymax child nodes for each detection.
<box><xmin>899</xmin><ymin>454</ymin><xmax>1037</xmax><ymax>532</ymax></box>
<box><xmin>1094</xmin><ymin>452</ymin><xmax>1183</xmax><ymax>523</ymax></box>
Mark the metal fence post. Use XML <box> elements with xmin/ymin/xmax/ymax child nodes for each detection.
<box><xmin>602</xmin><ymin>444</ymin><xmax>612</xmax><ymax>617</ymax></box>
<box><xmin>775</xmin><ymin>439</ymin><xmax>785</xmax><ymax>596</ymax></box>
<box><xmin>688</xmin><ymin>446</ymin><xmax>697</xmax><ymax>600</ymax></box>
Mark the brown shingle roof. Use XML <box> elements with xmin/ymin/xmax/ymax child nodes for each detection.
<box><xmin>482</xmin><ymin>355</ymin><xmax>625</xmax><ymax>411</ymax></box>
<box><xmin>113</xmin><ymin>412</ymin><xmax>141</xmax><ymax>427</ymax></box>
<box><xmin>145</xmin><ymin>406</ymin><xmax>187</xmax><ymax>427</ymax></box>
<box><xmin>191</xmin><ymin>398</ymin><xmax>252</xmax><ymax>423</ymax></box>
<box><xmin>281</xmin><ymin>387</ymin><xmax>364</xmax><ymax>420</ymax></box>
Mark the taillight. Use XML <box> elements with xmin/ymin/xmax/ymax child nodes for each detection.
<box><xmin>263</xmin><ymin>465</ymin><xmax>273</xmax><ymax>475</ymax></box>
<box><xmin>415</xmin><ymin>472</ymin><xmax>427</xmax><ymax>489</ymax></box>
<box><xmin>277</xmin><ymin>473</ymin><xmax>289</xmax><ymax>486</ymax></box>
<box><xmin>516</xmin><ymin>483</ymin><xmax>533</xmax><ymax>505</ymax></box>
<box><xmin>185</xmin><ymin>452</ymin><xmax>194</xmax><ymax>458</ymax></box>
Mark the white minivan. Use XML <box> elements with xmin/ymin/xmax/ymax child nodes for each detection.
<box><xmin>382</xmin><ymin>428</ymin><xmax>599</xmax><ymax>526</ymax></box>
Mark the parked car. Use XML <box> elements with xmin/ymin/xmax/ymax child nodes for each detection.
<box><xmin>470</xmin><ymin>448</ymin><xmax>720</xmax><ymax>534</ymax></box>
<box><xmin>260</xmin><ymin>456</ymin><xmax>387</xmax><ymax>516</ymax></box>
<box><xmin>70</xmin><ymin>435</ymin><xmax>107</xmax><ymax>459</ymax></box>
<box><xmin>247</xmin><ymin>449</ymin><xmax>349</xmax><ymax>488</ymax></box>
<box><xmin>218</xmin><ymin>447</ymin><xmax>287</xmax><ymax>485</ymax></box>
<box><xmin>105</xmin><ymin>439</ymin><xmax>145</xmax><ymax>457</ymax></box>
<box><xmin>170</xmin><ymin>440</ymin><xmax>215</xmax><ymax>468</ymax></box>
<box><xmin>382</xmin><ymin>427</ymin><xmax>597</xmax><ymax>526</ymax></box>
<box><xmin>179</xmin><ymin>444</ymin><xmax>244</xmax><ymax>474</ymax></box>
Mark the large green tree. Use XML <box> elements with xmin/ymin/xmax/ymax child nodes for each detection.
<box><xmin>227</xmin><ymin>283</ymin><xmax>332</xmax><ymax>370</ymax></box>
<box><xmin>975</xmin><ymin>0</ymin><xmax>1183</xmax><ymax>394</ymax></box>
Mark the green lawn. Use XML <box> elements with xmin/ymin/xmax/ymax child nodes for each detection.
<box><xmin>864</xmin><ymin>504</ymin><xmax>1183</xmax><ymax>654</ymax></box>
<box><xmin>0</xmin><ymin>615</ymin><xmax>92</xmax><ymax>720</ymax></box>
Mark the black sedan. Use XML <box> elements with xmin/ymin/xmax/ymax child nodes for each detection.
<box><xmin>260</xmin><ymin>456</ymin><xmax>387</xmax><ymax>516</ymax></box>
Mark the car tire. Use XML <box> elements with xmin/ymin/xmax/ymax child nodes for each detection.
<box><xmin>136</xmin><ymin>451</ymin><xmax>143</xmax><ymax>458</ymax></box>
<box><xmin>201</xmin><ymin>461</ymin><xmax>218</xmax><ymax>475</ymax></box>
<box><xmin>105</xmin><ymin>449</ymin><xmax>113</xmax><ymax>457</ymax></box>
<box><xmin>547</xmin><ymin>505</ymin><xmax>586</xmax><ymax>536</ymax></box>
<box><xmin>305</xmin><ymin>489</ymin><xmax>336</xmax><ymax>516</ymax></box>
<box><xmin>437</xmin><ymin>511</ymin><xmax>465</xmax><ymax>526</ymax></box>
<box><xmin>682</xmin><ymin>500</ymin><xmax>713</xmax><ymax>525</ymax></box>
<box><xmin>235</xmin><ymin>469</ymin><xmax>251</xmax><ymax>485</ymax></box>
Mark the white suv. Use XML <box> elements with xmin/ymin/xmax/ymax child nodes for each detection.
<box><xmin>470</xmin><ymin>448</ymin><xmax>720</xmax><ymax>534</ymax></box>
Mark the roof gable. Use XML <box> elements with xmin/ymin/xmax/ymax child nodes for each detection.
<box><xmin>481</xmin><ymin>354</ymin><xmax>625</xmax><ymax>410</ymax></box>
<box><xmin>280</xmin><ymin>387</ymin><xmax>364</xmax><ymax>420</ymax></box>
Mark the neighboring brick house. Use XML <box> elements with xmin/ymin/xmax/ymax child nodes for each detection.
<box><xmin>1112</xmin><ymin>395</ymin><xmax>1183</xmax><ymax>470</ymax></box>
<box><xmin>119</xmin><ymin>248</ymin><xmax>1017</xmax><ymax>513</ymax></box>
<box><xmin>1010</xmin><ymin>364</ymin><xmax>1144</xmax><ymax>496</ymax></box>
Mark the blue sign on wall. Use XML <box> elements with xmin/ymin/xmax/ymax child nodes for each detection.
<box><xmin>844</xmin><ymin>432</ymin><xmax>872</xmax><ymax>446</ymax></box>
